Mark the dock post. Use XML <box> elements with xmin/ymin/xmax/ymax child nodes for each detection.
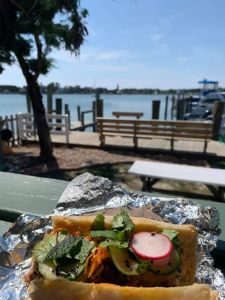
<box><xmin>64</xmin><ymin>104</ymin><xmax>70</xmax><ymax>130</ymax></box>
<box><xmin>77</xmin><ymin>105</ymin><xmax>81</xmax><ymax>121</ymax></box>
<box><xmin>164</xmin><ymin>95</ymin><xmax>168</xmax><ymax>120</ymax></box>
<box><xmin>95</xmin><ymin>91</ymin><xmax>104</xmax><ymax>118</ymax></box>
<box><xmin>171</xmin><ymin>95</ymin><xmax>175</xmax><ymax>120</ymax></box>
<box><xmin>47</xmin><ymin>85</ymin><xmax>53</xmax><ymax>113</ymax></box>
<box><xmin>176</xmin><ymin>98</ymin><xmax>185</xmax><ymax>120</ymax></box>
<box><xmin>26</xmin><ymin>88</ymin><xmax>32</xmax><ymax>113</ymax></box>
<box><xmin>92</xmin><ymin>101</ymin><xmax>96</xmax><ymax>132</ymax></box>
<box><xmin>47</xmin><ymin>85</ymin><xmax>53</xmax><ymax>129</ymax></box>
<box><xmin>212</xmin><ymin>101</ymin><xmax>224</xmax><ymax>140</ymax></box>
<box><xmin>55</xmin><ymin>98</ymin><xmax>62</xmax><ymax>130</ymax></box>
<box><xmin>152</xmin><ymin>100</ymin><xmax>160</xmax><ymax>119</ymax></box>
<box><xmin>96</xmin><ymin>99</ymin><xmax>104</xmax><ymax>117</ymax></box>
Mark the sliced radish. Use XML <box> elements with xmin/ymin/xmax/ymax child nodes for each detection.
<box><xmin>130</xmin><ymin>232</ymin><xmax>173</xmax><ymax>261</ymax></box>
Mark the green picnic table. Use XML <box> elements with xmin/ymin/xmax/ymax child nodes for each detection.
<box><xmin>0</xmin><ymin>171</ymin><xmax>224</xmax><ymax>273</ymax></box>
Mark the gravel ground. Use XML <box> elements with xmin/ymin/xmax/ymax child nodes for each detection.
<box><xmin>4</xmin><ymin>144</ymin><xmax>208</xmax><ymax>175</ymax></box>
<box><xmin>2</xmin><ymin>144</ymin><xmax>214</xmax><ymax>199</ymax></box>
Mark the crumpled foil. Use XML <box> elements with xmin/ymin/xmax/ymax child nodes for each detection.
<box><xmin>0</xmin><ymin>172</ymin><xmax>224</xmax><ymax>299</ymax></box>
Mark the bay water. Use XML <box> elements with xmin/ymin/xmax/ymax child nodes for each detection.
<box><xmin>0</xmin><ymin>93</ymin><xmax>172</xmax><ymax>123</ymax></box>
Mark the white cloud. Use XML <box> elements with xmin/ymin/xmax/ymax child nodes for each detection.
<box><xmin>51</xmin><ymin>47</ymin><xmax>131</xmax><ymax>64</ymax></box>
<box><xmin>96</xmin><ymin>51</ymin><xmax>125</xmax><ymax>61</ymax></box>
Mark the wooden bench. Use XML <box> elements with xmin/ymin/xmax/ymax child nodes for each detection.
<box><xmin>96</xmin><ymin>118</ymin><xmax>213</xmax><ymax>152</ymax></box>
<box><xmin>129</xmin><ymin>160</ymin><xmax>225</xmax><ymax>202</ymax></box>
<box><xmin>112</xmin><ymin>112</ymin><xmax>144</xmax><ymax>119</ymax></box>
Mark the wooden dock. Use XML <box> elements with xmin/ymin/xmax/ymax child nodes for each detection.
<box><xmin>70</xmin><ymin>121</ymin><xmax>95</xmax><ymax>131</ymax></box>
<box><xmin>24</xmin><ymin>131</ymin><xmax>225</xmax><ymax>158</ymax></box>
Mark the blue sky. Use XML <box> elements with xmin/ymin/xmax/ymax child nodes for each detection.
<box><xmin>1</xmin><ymin>0</ymin><xmax>225</xmax><ymax>89</ymax></box>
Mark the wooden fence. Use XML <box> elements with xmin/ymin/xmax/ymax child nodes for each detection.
<box><xmin>0</xmin><ymin>114</ymin><xmax>21</xmax><ymax>146</ymax></box>
<box><xmin>17</xmin><ymin>113</ymin><xmax>70</xmax><ymax>144</ymax></box>
<box><xmin>0</xmin><ymin>113</ymin><xmax>70</xmax><ymax>145</ymax></box>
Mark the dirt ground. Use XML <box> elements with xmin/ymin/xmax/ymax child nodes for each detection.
<box><xmin>2</xmin><ymin>144</ymin><xmax>218</xmax><ymax>200</ymax></box>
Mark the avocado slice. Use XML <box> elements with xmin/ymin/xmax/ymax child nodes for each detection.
<box><xmin>38</xmin><ymin>262</ymin><xmax>57</xmax><ymax>280</ymax></box>
<box><xmin>149</xmin><ymin>248</ymin><xmax>180</xmax><ymax>275</ymax></box>
<box><xmin>109</xmin><ymin>246</ymin><xmax>142</xmax><ymax>275</ymax></box>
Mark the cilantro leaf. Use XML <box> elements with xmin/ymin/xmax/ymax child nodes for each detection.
<box><xmin>162</xmin><ymin>229</ymin><xmax>178</xmax><ymax>241</ymax></box>
<box><xmin>99</xmin><ymin>239</ymin><xmax>129</xmax><ymax>248</ymax></box>
<box><xmin>91</xmin><ymin>214</ymin><xmax>105</xmax><ymax>230</ymax></box>
<box><xmin>44</xmin><ymin>234</ymin><xmax>82</xmax><ymax>262</ymax></box>
<box><xmin>162</xmin><ymin>229</ymin><xmax>179</xmax><ymax>248</ymax></box>
<box><xmin>90</xmin><ymin>230</ymin><xmax>117</xmax><ymax>239</ymax></box>
<box><xmin>75</xmin><ymin>239</ymin><xmax>95</xmax><ymax>263</ymax></box>
<box><xmin>112</xmin><ymin>210</ymin><xmax>135</xmax><ymax>239</ymax></box>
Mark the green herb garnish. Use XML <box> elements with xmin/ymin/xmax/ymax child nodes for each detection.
<box><xmin>75</xmin><ymin>239</ymin><xmax>95</xmax><ymax>263</ymax></box>
<box><xmin>91</xmin><ymin>214</ymin><xmax>105</xmax><ymax>230</ymax></box>
<box><xmin>90</xmin><ymin>230</ymin><xmax>117</xmax><ymax>239</ymax></box>
<box><xmin>44</xmin><ymin>234</ymin><xmax>83</xmax><ymax>262</ymax></box>
<box><xmin>99</xmin><ymin>240</ymin><xmax>129</xmax><ymax>248</ymax></box>
<box><xmin>112</xmin><ymin>210</ymin><xmax>135</xmax><ymax>239</ymax></box>
<box><xmin>162</xmin><ymin>229</ymin><xmax>179</xmax><ymax>248</ymax></box>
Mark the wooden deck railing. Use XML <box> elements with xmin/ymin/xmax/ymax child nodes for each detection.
<box><xmin>17</xmin><ymin>113</ymin><xmax>70</xmax><ymax>144</ymax></box>
<box><xmin>0</xmin><ymin>114</ymin><xmax>21</xmax><ymax>145</ymax></box>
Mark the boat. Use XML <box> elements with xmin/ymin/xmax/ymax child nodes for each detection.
<box><xmin>198</xmin><ymin>79</ymin><xmax>225</xmax><ymax>106</ymax></box>
<box><xmin>184</xmin><ymin>79</ymin><xmax>225</xmax><ymax>120</ymax></box>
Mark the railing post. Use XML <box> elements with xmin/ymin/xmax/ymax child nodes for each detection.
<box><xmin>65</xmin><ymin>115</ymin><xmax>70</xmax><ymax>144</ymax></box>
<box><xmin>164</xmin><ymin>95</ymin><xmax>168</xmax><ymax>120</ymax></box>
<box><xmin>55</xmin><ymin>98</ymin><xmax>62</xmax><ymax>130</ymax></box>
<box><xmin>92</xmin><ymin>101</ymin><xmax>96</xmax><ymax>132</ymax></box>
<box><xmin>98</xmin><ymin>118</ymin><xmax>104</xmax><ymax>146</ymax></box>
<box><xmin>17</xmin><ymin>113</ymin><xmax>24</xmax><ymax>144</ymax></box>
<box><xmin>212</xmin><ymin>101</ymin><xmax>224</xmax><ymax>140</ymax></box>
<box><xmin>64</xmin><ymin>104</ymin><xmax>70</xmax><ymax>130</ymax></box>
<box><xmin>133</xmin><ymin>120</ymin><xmax>138</xmax><ymax>148</ymax></box>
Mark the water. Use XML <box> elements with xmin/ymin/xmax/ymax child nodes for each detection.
<box><xmin>0</xmin><ymin>93</ymin><xmax>172</xmax><ymax>122</ymax></box>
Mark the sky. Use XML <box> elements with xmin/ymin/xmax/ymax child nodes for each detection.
<box><xmin>1</xmin><ymin>0</ymin><xmax>225</xmax><ymax>89</ymax></box>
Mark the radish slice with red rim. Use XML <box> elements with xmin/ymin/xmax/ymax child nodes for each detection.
<box><xmin>130</xmin><ymin>232</ymin><xmax>173</xmax><ymax>261</ymax></box>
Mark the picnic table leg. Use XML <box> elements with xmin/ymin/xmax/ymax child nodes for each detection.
<box><xmin>207</xmin><ymin>185</ymin><xmax>225</xmax><ymax>202</ymax></box>
<box><xmin>140</xmin><ymin>176</ymin><xmax>160</xmax><ymax>192</ymax></box>
<box><xmin>218</xmin><ymin>187</ymin><xmax>225</xmax><ymax>202</ymax></box>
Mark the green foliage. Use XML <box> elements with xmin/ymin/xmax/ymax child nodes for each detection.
<box><xmin>0</xmin><ymin>0</ymin><xmax>88</xmax><ymax>77</ymax></box>
<box><xmin>91</xmin><ymin>214</ymin><xmax>105</xmax><ymax>231</ymax></box>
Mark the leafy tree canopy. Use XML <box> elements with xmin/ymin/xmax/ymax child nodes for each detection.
<box><xmin>0</xmin><ymin>0</ymin><xmax>88</xmax><ymax>161</ymax></box>
<box><xmin>0</xmin><ymin>0</ymin><xmax>88</xmax><ymax>78</ymax></box>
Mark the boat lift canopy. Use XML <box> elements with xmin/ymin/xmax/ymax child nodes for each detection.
<box><xmin>198</xmin><ymin>79</ymin><xmax>219</xmax><ymax>94</ymax></box>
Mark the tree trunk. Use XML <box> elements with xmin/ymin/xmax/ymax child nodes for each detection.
<box><xmin>26</xmin><ymin>78</ymin><xmax>54</xmax><ymax>161</ymax></box>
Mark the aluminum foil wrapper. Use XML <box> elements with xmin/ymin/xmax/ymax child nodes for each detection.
<box><xmin>0</xmin><ymin>172</ymin><xmax>224</xmax><ymax>299</ymax></box>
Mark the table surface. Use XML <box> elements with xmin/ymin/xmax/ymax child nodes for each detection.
<box><xmin>0</xmin><ymin>171</ymin><xmax>225</xmax><ymax>242</ymax></box>
<box><xmin>129</xmin><ymin>160</ymin><xmax>225</xmax><ymax>187</ymax></box>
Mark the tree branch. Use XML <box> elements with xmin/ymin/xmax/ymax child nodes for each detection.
<box><xmin>14</xmin><ymin>51</ymin><xmax>32</xmax><ymax>81</ymax></box>
<box><xmin>10</xmin><ymin>0</ymin><xmax>29</xmax><ymax>18</ymax></box>
<box><xmin>33</xmin><ymin>32</ymin><xmax>44</xmax><ymax>80</ymax></box>
<box><xmin>27</xmin><ymin>0</ymin><xmax>39</xmax><ymax>15</ymax></box>
<box><xmin>10</xmin><ymin>0</ymin><xmax>43</xmax><ymax>80</ymax></box>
